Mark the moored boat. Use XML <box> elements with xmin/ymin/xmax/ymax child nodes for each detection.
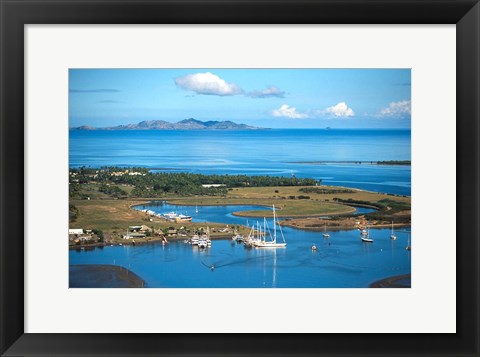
<box><xmin>361</xmin><ymin>227</ymin><xmax>373</xmax><ymax>243</ymax></box>
<box><xmin>232</xmin><ymin>233</ymin><xmax>243</xmax><ymax>242</ymax></box>
<box><xmin>390</xmin><ymin>221</ymin><xmax>397</xmax><ymax>240</ymax></box>
<box><xmin>322</xmin><ymin>223</ymin><xmax>330</xmax><ymax>238</ymax></box>
<box><xmin>254</xmin><ymin>205</ymin><xmax>287</xmax><ymax>248</ymax></box>
<box><xmin>190</xmin><ymin>234</ymin><xmax>199</xmax><ymax>245</ymax></box>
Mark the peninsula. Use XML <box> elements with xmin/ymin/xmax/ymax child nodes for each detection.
<box><xmin>69</xmin><ymin>168</ymin><xmax>411</xmax><ymax>247</ymax></box>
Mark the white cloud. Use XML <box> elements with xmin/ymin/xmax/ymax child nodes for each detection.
<box><xmin>175</xmin><ymin>72</ymin><xmax>242</xmax><ymax>96</ymax></box>
<box><xmin>379</xmin><ymin>100</ymin><xmax>411</xmax><ymax>117</ymax></box>
<box><xmin>325</xmin><ymin>102</ymin><xmax>355</xmax><ymax>117</ymax></box>
<box><xmin>272</xmin><ymin>104</ymin><xmax>308</xmax><ymax>119</ymax></box>
<box><xmin>248</xmin><ymin>86</ymin><xmax>285</xmax><ymax>98</ymax></box>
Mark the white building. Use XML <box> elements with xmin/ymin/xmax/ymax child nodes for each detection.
<box><xmin>69</xmin><ymin>229</ymin><xmax>83</xmax><ymax>235</ymax></box>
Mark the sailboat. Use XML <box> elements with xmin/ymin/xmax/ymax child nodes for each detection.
<box><xmin>198</xmin><ymin>226</ymin><xmax>210</xmax><ymax>248</ymax></box>
<box><xmin>322</xmin><ymin>223</ymin><xmax>330</xmax><ymax>238</ymax></box>
<box><xmin>254</xmin><ymin>205</ymin><xmax>287</xmax><ymax>248</ymax></box>
<box><xmin>361</xmin><ymin>226</ymin><xmax>374</xmax><ymax>243</ymax></box>
<box><xmin>195</xmin><ymin>205</ymin><xmax>198</xmax><ymax>214</ymax></box>
<box><xmin>206</xmin><ymin>226</ymin><xmax>212</xmax><ymax>247</ymax></box>
<box><xmin>390</xmin><ymin>221</ymin><xmax>397</xmax><ymax>240</ymax></box>
<box><xmin>406</xmin><ymin>234</ymin><xmax>411</xmax><ymax>251</ymax></box>
<box><xmin>243</xmin><ymin>225</ymin><xmax>256</xmax><ymax>248</ymax></box>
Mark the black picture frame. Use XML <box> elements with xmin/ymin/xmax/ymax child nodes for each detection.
<box><xmin>1</xmin><ymin>0</ymin><xmax>479</xmax><ymax>356</ymax></box>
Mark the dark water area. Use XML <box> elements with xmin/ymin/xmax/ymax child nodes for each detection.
<box><xmin>69</xmin><ymin>129</ymin><xmax>411</xmax><ymax>196</ymax></box>
<box><xmin>69</xmin><ymin>264</ymin><xmax>145</xmax><ymax>288</ymax></box>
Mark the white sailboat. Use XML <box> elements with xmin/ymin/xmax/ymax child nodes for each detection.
<box><xmin>254</xmin><ymin>205</ymin><xmax>286</xmax><ymax>248</ymax></box>
<box><xmin>198</xmin><ymin>226</ymin><xmax>210</xmax><ymax>248</ymax></box>
<box><xmin>406</xmin><ymin>234</ymin><xmax>411</xmax><ymax>251</ymax></box>
<box><xmin>390</xmin><ymin>221</ymin><xmax>397</xmax><ymax>240</ymax></box>
<box><xmin>195</xmin><ymin>205</ymin><xmax>198</xmax><ymax>214</ymax></box>
<box><xmin>322</xmin><ymin>223</ymin><xmax>330</xmax><ymax>238</ymax></box>
<box><xmin>243</xmin><ymin>225</ymin><xmax>256</xmax><ymax>248</ymax></box>
<box><xmin>361</xmin><ymin>226</ymin><xmax>374</xmax><ymax>243</ymax></box>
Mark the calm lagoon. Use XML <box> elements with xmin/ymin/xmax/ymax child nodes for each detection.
<box><xmin>69</xmin><ymin>203</ymin><xmax>411</xmax><ymax>288</ymax></box>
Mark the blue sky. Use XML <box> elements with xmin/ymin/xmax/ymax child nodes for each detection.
<box><xmin>69</xmin><ymin>69</ymin><xmax>411</xmax><ymax>129</ymax></box>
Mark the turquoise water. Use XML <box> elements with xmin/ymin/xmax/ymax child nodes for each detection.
<box><xmin>69</xmin><ymin>128</ymin><xmax>411</xmax><ymax>287</ymax></box>
<box><xmin>69</xmin><ymin>203</ymin><xmax>411</xmax><ymax>288</ymax></box>
<box><xmin>69</xmin><ymin>129</ymin><xmax>411</xmax><ymax>196</ymax></box>
<box><xmin>70</xmin><ymin>235</ymin><xmax>411</xmax><ymax>288</ymax></box>
<box><xmin>133</xmin><ymin>201</ymin><xmax>378</xmax><ymax>224</ymax></box>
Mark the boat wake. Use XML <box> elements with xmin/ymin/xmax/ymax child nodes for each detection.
<box><xmin>201</xmin><ymin>254</ymin><xmax>274</xmax><ymax>271</ymax></box>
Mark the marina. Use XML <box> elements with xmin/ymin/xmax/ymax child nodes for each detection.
<box><xmin>70</xmin><ymin>225</ymin><xmax>411</xmax><ymax>288</ymax></box>
<box><xmin>70</xmin><ymin>202</ymin><xmax>411</xmax><ymax>288</ymax></box>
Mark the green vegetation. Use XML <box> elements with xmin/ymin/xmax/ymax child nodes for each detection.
<box><xmin>332</xmin><ymin>197</ymin><xmax>384</xmax><ymax>209</ymax></box>
<box><xmin>69</xmin><ymin>168</ymin><xmax>411</xmax><ymax>238</ymax></box>
<box><xmin>92</xmin><ymin>229</ymin><xmax>104</xmax><ymax>242</ymax></box>
<box><xmin>69</xmin><ymin>204</ymin><xmax>79</xmax><ymax>222</ymax></box>
<box><xmin>299</xmin><ymin>187</ymin><xmax>355</xmax><ymax>194</ymax></box>
<box><xmin>69</xmin><ymin>167</ymin><xmax>319</xmax><ymax>198</ymax></box>
<box><xmin>99</xmin><ymin>183</ymin><xmax>128</xmax><ymax>198</ymax></box>
<box><xmin>332</xmin><ymin>197</ymin><xmax>411</xmax><ymax>222</ymax></box>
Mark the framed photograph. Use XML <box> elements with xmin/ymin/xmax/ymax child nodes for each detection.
<box><xmin>1</xmin><ymin>0</ymin><xmax>478</xmax><ymax>356</ymax></box>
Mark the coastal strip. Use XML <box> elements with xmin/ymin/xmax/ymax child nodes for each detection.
<box><xmin>288</xmin><ymin>160</ymin><xmax>411</xmax><ymax>166</ymax></box>
<box><xmin>369</xmin><ymin>274</ymin><xmax>411</xmax><ymax>288</ymax></box>
<box><xmin>69</xmin><ymin>264</ymin><xmax>146</xmax><ymax>288</ymax></box>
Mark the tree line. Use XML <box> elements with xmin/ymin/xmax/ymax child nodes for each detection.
<box><xmin>70</xmin><ymin>167</ymin><xmax>319</xmax><ymax>198</ymax></box>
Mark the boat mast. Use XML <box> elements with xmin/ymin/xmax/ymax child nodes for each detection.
<box><xmin>264</xmin><ymin>217</ymin><xmax>267</xmax><ymax>242</ymax></box>
<box><xmin>273</xmin><ymin>204</ymin><xmax>276</xmax><ymax>243</ymax></box>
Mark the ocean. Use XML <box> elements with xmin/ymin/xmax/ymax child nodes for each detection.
<box><xmin>69</xmin><ymin>128</ymin><xmax>411</xmax><ymax>196</ymax></box>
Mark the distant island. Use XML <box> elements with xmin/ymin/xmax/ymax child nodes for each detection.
<box><xmin>70</xmin><ymin>118</ymin><xmax>264</xmax><ymax>131</ymax></box>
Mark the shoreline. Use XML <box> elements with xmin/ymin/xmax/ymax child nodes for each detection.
<box><xmin>280</xmin><ymin>222</ymin><xmax>411</xmax><ymax>231</ymax></box>
<box><xmin>369</xmin><ymin>274</ymin><xmax>411</xmax><ymax>288</ymax></box>
<box><xmin>69</xmin><ymin>234</ymin><xmax>238</xmax><ymax>249</ymax></box>
<box><xmin>132</xmin><ymin>198</ymin><xmax>357</xmax><ymax>218</ymax></box>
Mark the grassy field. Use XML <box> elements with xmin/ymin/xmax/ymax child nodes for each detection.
<box><xmin>168</xmin><ymin>197</ymin><xmax>354</xmax><ymax>217</ymax></box>
<box><xmin>227</xmin><ymin>185</ymin><xmax>410</xmax><ymax>203</ymax></box>
<box><xmin>70</xmin><ymin>198</ymin><xmax>250</xmax><ymax>242</ymax></box>
<box><xmin>70</xmin><ymin>185</ymin><xmax>410</xmax><ymax>239</ymax></box>
<box><xmin>168</xmin><ymin>185</ymin><xmax>410</xmax><ymax>218</ymax></box>
<box><xmin>70</xmin><ymin>199</ymin><xmax>149</xmax><ymax>232</ymax></box>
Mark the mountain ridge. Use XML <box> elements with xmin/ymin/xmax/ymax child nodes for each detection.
<box><xmin>70</xmin><ymin>118</ymin><xmax>264</xmax><ymax>131</ymax></box>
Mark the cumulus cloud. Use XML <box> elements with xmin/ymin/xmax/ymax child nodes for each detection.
<box><xmin>325</xmin><ymin>102</ymin><xmax>355</xmax><ymax>117</ymax></box>
<box><xmin>272</xmin><ymin>104</ymin><xmax>308</xmax><ymax>119</ymax></box>
<box><xmin>248</xmin><ymin>86</ymin><xmax>285</xmax><ymax>98</ymax></box>
<box><xmin>174</xmin><ymin>72</ymin><xmax>242</xmax><ymax>96</ymax></box>
<box><xmin>379</xmin><ymin>100</ymin><xmax>411</xmax><ymax>117</ymax></box>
